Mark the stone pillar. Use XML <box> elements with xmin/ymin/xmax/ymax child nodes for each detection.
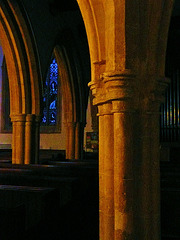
<box><xmin>75</xmin><ymin>122</ymin><xmax>80</xmax><ymax>160</ymax></box>
<box><xmin>134</xmin><ymin>109</ymin><xmax>161</xmax><ymax>240</ymax></box>
<box><xmin>75</xmin><ymin>122</ymin><xmax>85</xmax><ymax>160</ymax></box>
<box><xmin>24</xmin><ymin>114</ymin><xmax>35</xmax><ymax>164</ymax></box>
<box><xmin>98</xmin><ymin>100</ymin><xmax>135</xmax><ymax>240</ymax></box>
<box><xmin>98</xmin><ymin>103</ymin><xmax>114</xmax><ymax>240</ymax></box>
<box><xmin>11</xmin><ymin>117</ymin><xmax>16</xmax><ymax>164</ymax></box>
<box><xmin>65</xmin><ymin>122</ymin><xmax>70</xmax><ymax>159</ymax></box>
<box><xmin>98</xmin><ymin>106</ymin><xmax>105</xmax><ymax>240</ymax></box>
<box><xmin>66</xmin><ymin>122</ymin><xmax>76</xmax><ymax>159</ymax></box>
<box><xmin>11</xmin><ymin>114</ymin><xmax>26</xmax><ymax>164</ymax></box>
<box><xmin>112</xmin><ymin>100</ymin><xmax>134</xmax><ymax>240</ymax></box>
<box><xmin>148</xmin><ymin>79</ymin><xmax>168</xmax><ymax>239</ymax></box>
<box><xmin>149</xmin><ymin>110</ymin><xmax>161</xmax><ymax>240</ymax></box>
<box><xmin>90</xmin><ymin>71</ymin><xmax>168</xmax><ymax>240</ymax></box>
<box><xmin>134</xmin><ymin>111</ymin><xmax>154</xmax><ymax>240</ymax></box>
<box><xmin>138</xmin><ymin>79</ymin><xmax>168</xmax><ymax>240</ymax></box>
<box><xmin>34</xmin><ymin>115</ymin><xmax>41</xmax><ymax>164</ymax></box>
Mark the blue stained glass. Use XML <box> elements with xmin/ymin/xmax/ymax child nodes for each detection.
<box><xmin>41</xmin><ymin>57</ymin><xmax>58</xmax><ymax>125</ymax></box>
<box><xmin>42</xmin><ymin>111</ymin><xmax>47</xmax><ymax>123</ymax></box>
<box><xmin>50</xmin><ymin>100</ymin><xmax>56</xmax><ymax>109</ymax></box>
<box><xmin>50</xmin><ymin>59</ymin><xmax>58</xmax><ymax>83</ymax></box>
<box><xmin>49</xmin><ymin>111</ymin><xmax>56</xmax><ymax>124</ymax></box>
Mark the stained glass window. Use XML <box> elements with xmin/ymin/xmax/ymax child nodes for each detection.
<box><xmin>41</xmin><ymin>58</ymin><xmax>59</xmax><ymax>126</ymax></box>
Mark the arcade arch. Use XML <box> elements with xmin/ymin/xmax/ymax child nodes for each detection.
<box><xmin>0</xmin><ymin>1</ymin><xmax>41</xmax><ymax>164</ymax></box>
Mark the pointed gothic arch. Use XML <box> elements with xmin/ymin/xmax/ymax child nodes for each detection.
<box><xmin>0</xmin><ymin>1</ymin><xmax>41</xmax><ymax>164</ymax></box>
<box><xmin>54</xmin><ymin>44</ymin><xmax>86</xmax><ymax>159</ymax></box>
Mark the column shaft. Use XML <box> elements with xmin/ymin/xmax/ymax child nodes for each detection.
<box><xmin>150</xmin><ymin>112</ymin><xmax>161</xmax><ymax>240</ymax></box>
<box><xmin>75</xmin><ymin>122</ymin><xmax>85</xmax><ymax>160</ymax></box>
<box><xmin>66</xmin><ymin>122</ymin><xmax>76</xmax><ymax>159</ymax></box>
<box><xmin>99</xmin><ymin>104</ymin><xmax>114</xmax><ymax>240</ymax></box>
<box><xmin>12</xmin><ymin>121</ymin><xmax>16</xmax><ymax>164</ymax></box>
<box><xmin>75</xmin><ymin>122</ymin><xmax>80</xmax><ymax>159</ymax></box>
<box><xmin>65</xmin><ymin>123</ymin><xmax>70</xmax><ymax>159</ymax></box>
<box><xmin>34</xmin><ymin>115</ymin><xmax>41</xmax><ymax>164</ymax></box>
<box><xmin>25</xmin><ymin>114</ymin><xmax>35</xmax><ymax>164</ymax></box>
<box><xmin>11</xmin><ymin>114</ymin><xmax>26</xmax><ymax>164</ymax></box>
<box><xmin>113</xmin><ymin>103</ymin><xmax>134</xmax><ymax>240</ymax></box>
<box><xmin>16</xmin><ymin>121</ymin><xmax>25</xmax><ymax>164</ymax></box>
<box><xmin>98</xmin><ymin>110</ymin><xmax>105</xmax><ymax>240</ymax></box>
<box><xmin>134</xmin><ymin>112</ymin><xmax>153</xmax><ymax>240</ymax></box>
<box><xmin>90</xmin><ymin>71</ymin><xmax>164</xmax><ymax>240</ymax></box>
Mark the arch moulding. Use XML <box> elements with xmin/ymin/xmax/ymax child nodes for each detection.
<box><xmin>0</xmin><ymin>0</ymin><xmax>41</xmax><ymax>164</ymax></box>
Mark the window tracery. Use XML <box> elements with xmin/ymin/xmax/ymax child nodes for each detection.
<box><xmin>41</xmin><ymin>58</ymin><xmax>59</xmax><ymax>126</ymax></box>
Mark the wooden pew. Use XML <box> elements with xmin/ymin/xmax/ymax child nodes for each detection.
<box><xmin>0</xmin><ymin>184</ymin><xmax>60</xmax><ymax>240</ymax></box>
<box><xmin>0</xmin><ymin>203</ymin><xmax>25</xmax><ymax>240</ymax></box>
<box><xmin>0</xmin><ymin>162</ymin><xmax>99</xmax><ymax>240</ymax></box>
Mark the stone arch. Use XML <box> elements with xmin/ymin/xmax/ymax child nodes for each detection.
<box><xmin>0</xmin><ymin>1</ymin><xmax>41</xmax><ymax>164</ymax></box>
<box><xmin>76</xmin><ymin>0</ymin><xmax>106</xmax><ymax>93</ymax></box>
<box><xmin>7</xmin><ymin>0</ymin><xmax>41</xmax><ymax>115</ymax></box>
<box><xmin>156</xmin><ymin>0</ymin><xmax>175</xmax><ymax>76</ymax></box>
<box><xmin>0</xmin><ymin>4</ymin><xmax>26</xmax><ymax>114</ymax></box>
<box><xmin>54</xmin><ymin>45</ymin><xmax>76</xmax><ymax>124</ymax></box>
<box><xmin>54</xmin><ymin>24</ymin><xmax>91</xmax><ymax>160</ymax></box>
<box><xmin>76</xmin><ymin>0</ymin><xmax>105</xmax><ymax>64</ymax></box>
<box><xmin>54</xmin><ymin>45</ymin><xmax>84</xmax><ymax>159</ymax></box>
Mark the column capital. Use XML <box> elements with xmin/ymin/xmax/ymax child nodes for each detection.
<box><xmin>65</xmin><ymin>121</ymin><xmax>86</xmax><ymax>127</ymax></box>
<box><xmin>35</xmin><ymin>115</ymin><xmax>42</xmax><ymax>123</ymax></box>
<box><xmin>77</xmin><ymin>121</ymin><xmax>87</xmax><ymax>128</ymax></box>
<box><xmin>103</xmin><ymin>70</ymin><xmax>136</xmax><ymax>102</ymax></box>
<box><xmin>88</xmin><ymin>79</ymin><xmax>105</xmax><ymax>105</ymax></box>
<box><xmin>26</xmin><ymin>114</ymin><xmax>36</xmax><ymax>122</ymax></box>
<box><xmin>151</xmin><ymin>76</ymin><xmax>170</xmax><ymax>103</ymax></box>
<box><xmin>11</xmin><ymin>114</ymin><xmax>41</xmax><ymax>123</ymax></box>
<box><xmin>111</xmin><ymin>100</ymin><xmax>136</xmax><ymax>114</ymax></box>
<box><xmin>102</xmin><ymin>69</ymin><xmax>135</xmax><ymax>81</ymax></box>
<box><xmin>89</xmin><ymin>71</ymin><xmax>170</xmax><ymax>115</ymax></box>
<box><xmin>10</xmin><ymin>114</ymin><xmax>26</xmax><ymax>122</ymax></box>
<box><xmin>137</xmin><ymin>76</ymin><xmax>170</xmax><ymax>113</ymax></box>
<box><xmin>89</xmin><ymin>69</ymin><xmax>136</xmax><ymax>106</ymax></box>
<box><xmin>97</xmin><ymin>102</ymin><xmax>113</xmax><ymax>116</ymax></box>
<box><xmin>66</xmin><ymin>121</ymin><xmax>76</xmax><ymax>128</ymax></box>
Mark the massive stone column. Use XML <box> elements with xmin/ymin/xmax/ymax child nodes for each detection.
<box><xmin>90</xmin><ymin>71</ymin><xmax>168</xmax><ymax>240</ymax></box>
<box><xmin>77</xmin><ymin>1</ymin><xmax>173</xmax><ymax>239</ymax></box>
<box><xmin>145</xmin><ymin>79</ymin><xmax>169</xmax><ymax>240</ymax></box>
<box><xmin>133</xmin><ymin>110</ymin><xmax>153</xmax><ymax>239</ymax></box>
<box><xmin>90</xmin><ymin>70</ymin><xmax>135</xmax><ymax>239</ymax></box>
<box><xmin>134</xmin><ymin>78</ymin><xmax>169</xmax><ymax>240</ymax></box>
